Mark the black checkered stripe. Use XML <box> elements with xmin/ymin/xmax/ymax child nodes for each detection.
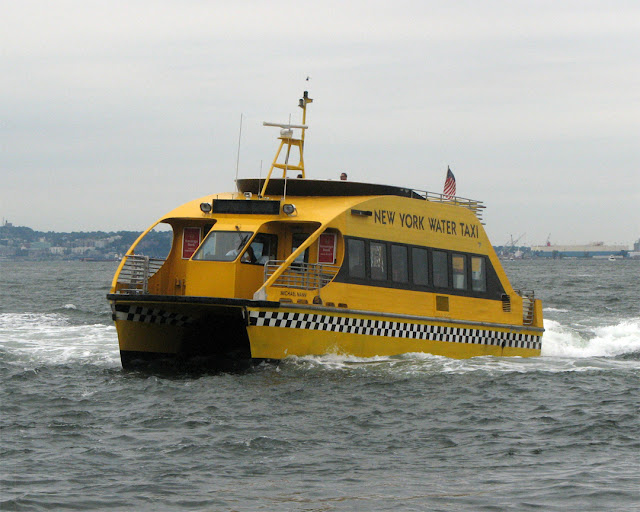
<box><xmin>249</xmin><ymin>311</ymin><xmax>541</xmax><ymax>350</ymax></box>
<box><xmin>111</xmin><ymin>304</ymin><xmax>193</xmax><ymax>327</ymax></box>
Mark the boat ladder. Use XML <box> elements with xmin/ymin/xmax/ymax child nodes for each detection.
<box><xmin>516</xmin><ymin>289</ymin><xmax>536</xmax><ymax>325</ymax></box>
<box><xmin>116</xmin><ymin>254</ymin><xmax>165</xmax><ymax>294</ymax></box>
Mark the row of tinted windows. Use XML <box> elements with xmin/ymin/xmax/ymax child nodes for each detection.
<box><xmin>347</xmin><ymin>238</ymin><xmax>487</xmax><ymax>293</ymax></box>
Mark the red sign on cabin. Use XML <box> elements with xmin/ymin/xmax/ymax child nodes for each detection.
<box><xmin>182</xmin><ymin>227</ymin><xmax>201</xmax><ymax>259</ymax></box>
<box><xmin>318</xmin><ymin>233</ymin><xmax>336</xmax><ymax>264</ymax></box>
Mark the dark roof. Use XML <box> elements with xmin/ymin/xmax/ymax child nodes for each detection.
<box><xmin>236</xmin><ymin>178</ymin><xmax>425</xmax><ymax>199</ymax></box>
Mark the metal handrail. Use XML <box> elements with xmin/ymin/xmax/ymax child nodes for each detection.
<box><xmin>263</xmin><ymin>260</ymin><xmax>340</xmax><ymax>291</ymax></box>
<box><xmin>410</xmin><ymin>190</ymin><xmax>485</xmax><ymax>221</ymax></box>
<box><xmin>515</xmin><ymin>289</ymin><xmax>536</xmax><ymax>325</ymax></box>
<box><xmin>116</xmin><ymin>254</ymin><xmax>165</xmax><ymax>294</ymax></box>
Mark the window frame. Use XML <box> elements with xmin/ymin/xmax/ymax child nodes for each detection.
<box><xmin>411</xmin><ymin>246</ymin><xmax>430</xmax><ymax>287</ymax></box>
<box><xmin>432</xmin><ymin>250</ymin><xmax>450</xmax><ymax>289</ymax></box>
<box><xmin>452</xmin><ymin>253</ymin><xmax>468</xmax><ymax>290</ymax></box>
<box><xmin>241</xmin><ymin>232</ymin><xmax>279</xmax><ymax>265</ymax></box>
<box><xmin>339</xmin><ymin>236</ymin><xmax>502</xmax><ymax>300</ymax></box>
<box><xmin>369</xmin><ymin>241</ymin><xmax>388</xmax><ymax>281</ymax></box>
<box><xmin>191</xmin><ymin>230</ymin><xmax>253</xmax><ymax>262</ymax></box>
<box><xmin>391</xmin><ymin>244</ymin><xmax>409</xmax><ymax>283</ymax></box>
<box><xmin>347</xmin><ymin>238</ymin><xmax>367</xmax><ymax>279</ymax></box>
<box><xmin>471</xmin><ymin>255</ymin><xmax>487</xmax><ymax>292</ymax></box>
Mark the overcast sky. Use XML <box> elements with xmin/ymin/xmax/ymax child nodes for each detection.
<box><xmin>2</xmin><ymin>0</ymin><xmax>639</xmax><ymax>247</ymax></box>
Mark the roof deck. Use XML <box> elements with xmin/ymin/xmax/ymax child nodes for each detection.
<box><xmin>236</xmin><ymin>178</ymin><xmax>486</xmax><ymax>222</ymax></box>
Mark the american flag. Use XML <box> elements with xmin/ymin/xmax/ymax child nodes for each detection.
<box><xmin>443</xmin><ymin>166</ymin><xmax>456</xmax><ymax>198</ymax></box>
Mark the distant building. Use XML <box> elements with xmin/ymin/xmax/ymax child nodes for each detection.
<box><xmin>531</xmin><ymin>242</ymin><xmax>630</xmax><ymax>258</ymax></box>
<box><xmin>71</xmin><ymin>247</ymin><xmax>92</xmax><ymax>255</ymax></box>
<box><xmin>30</xmin><ymin>241</ymin><xmax>51</xmax><ymax>250</ymax></box>
<box><xmin>0</xmin><ymin>245</ymin><xmax>16</xmax><ymax>257</ymax></box>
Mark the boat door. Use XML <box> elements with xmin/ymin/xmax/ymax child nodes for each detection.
<box><xmin>292</xmin><ymin>232</ymin><xmax>310</xmax><ymax>265</ymax></box>
<box><xmin>232</xmin><ymin>231</ymin><xmax>279</xmax><ymax>298</ymax></box>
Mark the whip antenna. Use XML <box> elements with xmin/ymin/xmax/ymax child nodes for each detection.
<box><xmin>234</xmin><ymin>113</ymin><xmax>243</xmax><ymax>196</ymax></box>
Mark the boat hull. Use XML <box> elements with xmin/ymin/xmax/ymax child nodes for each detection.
<box><xmin>109</xmin><ymin>295</ymin><xmax>266</xmax><ymax>370</ymax></box>
<box><xmin>247</xmin><ymin>308</ymin><xmax>541</xmax><ymax>359</ymax></box>
<box><xmin>109</xmin><ymin>294</ymin><xmax>542</xmax><ymax>369</ymax></box>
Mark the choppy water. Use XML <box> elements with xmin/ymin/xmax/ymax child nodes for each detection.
<box><xmin>1</xmin><ymin>259</ymin><xmax>639</xmax><ymax>511</ymax></box>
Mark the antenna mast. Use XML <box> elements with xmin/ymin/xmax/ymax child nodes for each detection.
<box><xmin>259</xmin><ymin>91</ymin><xmax>313</xmax><ymax>198</ymax></box>
<box><xmin>234</xmin><ymin>113</ymin><xmax>243</xmax><ymax>196</ymax></box>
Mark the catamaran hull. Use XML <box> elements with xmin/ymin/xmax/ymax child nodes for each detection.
<box><xmin>109</xmin><ymin>294</ymin><xmax>542</xmax><ymax>369</ymax></box>
<box><xmin>109</xmin><ymin>295</ymin><xmax>264</xmax><ymax>370</ymax></box>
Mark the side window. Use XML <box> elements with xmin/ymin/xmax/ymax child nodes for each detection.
<box><xmin>452</xmin><ymin>253</ymin><xmax>467</xmax><ymax>290</ymax></box>
<box><xmin>391</xmin><ymin>245</ymin><xmax>408</xmax><ymax>283</ymax></box>
<box><xmin>471</xmin><ymin>256</ymin><xmax>487</xmax><ymax>292</ymax></box>
<box><xmin>242</xmin><ymin>233</ymin><xmax>278</xmax><ymax>265</ymax></box>
<box><xmin>433</xmin><ymin>250</ymin><xmax>449</xmax><ymax>288</ymax></box>
<box><xmin>370</xmin><ymin>242</ymin><xmax>387</xmax><ymax>280</ymax></box>
<box><xmin>348</xmin><ymin>239</ymin><xmax>366</xmax><ymax>279</ymax></box>
<box><xmin>412</xmin><ymin>247</ymin><xmax>429</xmax><ymax>286</ymax></box>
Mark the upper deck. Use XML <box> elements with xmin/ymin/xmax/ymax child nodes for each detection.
<box><xmin>237</xmin><ymin>178</ymin><xmax>486</xmax><ymax>222</ymax></box>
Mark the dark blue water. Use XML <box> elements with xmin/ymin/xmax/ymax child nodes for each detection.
<box><xmin>1</xmin><ymin>260</ymin><xmax>639</xmax><ymax>511</ymax></box>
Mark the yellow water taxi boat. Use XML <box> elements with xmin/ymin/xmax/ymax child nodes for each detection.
<box><xmin>107</xmin><ymin>91</ymin><xmax>543</xmax><ymax>369</ymax></box>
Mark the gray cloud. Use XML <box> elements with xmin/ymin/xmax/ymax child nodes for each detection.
<box><xmin>2</xmin><ymin>1</ymin><xmax>639</xmax><ymax>245</ymax></box>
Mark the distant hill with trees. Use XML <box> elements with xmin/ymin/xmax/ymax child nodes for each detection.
<box><xmin>0</xmin><ymin>223</ymin><xmax>172</xmax><ymax>260</ymax></box>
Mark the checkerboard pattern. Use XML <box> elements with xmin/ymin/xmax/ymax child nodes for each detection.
<box><xmin>249</xmin><ymin>310</ymin><xmax>541</xmax><ymax>350</ymax></box>
<box><xmin>112</xmin><ymin>304</ymin><xmax>192</xmax><ymax>327</ymax></box>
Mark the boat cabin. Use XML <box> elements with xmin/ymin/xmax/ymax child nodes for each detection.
<box><xmin>112</xmin><ymin>176</ymin><xmax>538</xmax><ymax>329</ymax></box>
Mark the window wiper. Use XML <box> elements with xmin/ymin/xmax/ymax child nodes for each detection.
<box><xmin>236</xmin><ymin>233</ymin><xmax>250</xmax><ymax>251</ymax></box>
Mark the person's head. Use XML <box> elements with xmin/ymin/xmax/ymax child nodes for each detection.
<box><xmin>340</xmin><ymin>172</ymin><xmax>347</xmax><ymax>180</ymax></box>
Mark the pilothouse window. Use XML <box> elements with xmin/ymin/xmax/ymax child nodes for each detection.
<box><xmin>243</xmin><ymin>233</ymin><xmax>278</xmax><ymax>265</ymax></box>
<box><xmin>192</xmin><ymin>231</ymin><xmax>252</xmax><ymax>261</ymax></box>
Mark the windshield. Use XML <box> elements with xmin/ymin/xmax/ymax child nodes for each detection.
<box><xmin>192</xmin><ymin>231</ymin><xmax>252</xmax><ymax>261</ymax></box>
